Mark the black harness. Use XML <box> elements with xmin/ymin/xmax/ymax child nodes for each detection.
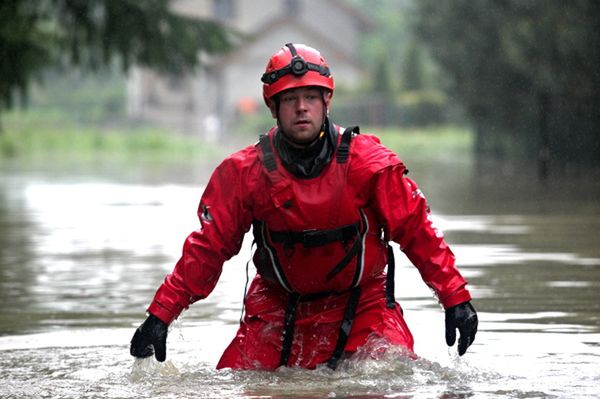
<box><xmin>254</xmin><ymin>126</ymin><xmax>396</xmax><ymax>369</ymax></box>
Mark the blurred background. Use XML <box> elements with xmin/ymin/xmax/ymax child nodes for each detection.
<box><xmin>2</xmin><ymin>0</ymin><xmax>598</xmax><ymax>179</ymax></box>
<box><xmin>1</xmin><ymin>1</ymin><xmax>599</xmax><ymax>398</ymax></box>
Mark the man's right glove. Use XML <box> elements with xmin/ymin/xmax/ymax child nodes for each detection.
<box><xmin>445</xmin><ymin>301</ymin><xmax>478</xmax><ymax>356</ymax></box>
<box><xmin>130</xmin><ymin>313</ymin><xmax>168</xmax><ymax>362</ymax></box>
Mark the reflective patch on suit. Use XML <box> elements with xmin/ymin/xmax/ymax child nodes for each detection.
<box><xmin>427</xmin><ymin>214</ymin><xmax>445</xmax><ymax>238</ymax></box>
<box><xmin>412</xmin><ymin>188</ymin><xmax>425</xmax><ymax>200</ymax></box>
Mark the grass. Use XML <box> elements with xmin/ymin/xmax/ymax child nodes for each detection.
<box><xmin>360</xmin><ymin>125</ymin><xmax>474</xmax><ymax>161</ymax></box>
<box><xmin>0</xmin><ymin>110</ymin><xmax>225</xmax><ymax>163</ymax></box>
<box><xmin>1</xmin><ymin>109</ymin><xmax>474</xmax><ymax>166</ymax></box>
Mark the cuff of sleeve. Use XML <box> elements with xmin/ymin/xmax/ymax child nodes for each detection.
<box><xmin>147</xmin><ymin>301</ymin><xmax>178</xmax><ymax>325</ymax></box>
<box><xmin>440</xmin><ymin>289</ymin><xmax>472</xmax><ymax>309</ymax></box>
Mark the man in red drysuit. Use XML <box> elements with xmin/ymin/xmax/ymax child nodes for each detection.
<box><xmin>130</xmin><ymin>43</ymin><xmax>478</xmax><ymax>370</ymax></box>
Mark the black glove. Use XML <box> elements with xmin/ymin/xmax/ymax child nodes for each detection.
<box><xmin>445</xmin><ymin>301</ymin><xmax>478</xmax><ymax>356</ymax></box>
<box><xmin>130</xmin><ymin>314</ymin><xmax>168</xmax><ymax>362</ymax></box>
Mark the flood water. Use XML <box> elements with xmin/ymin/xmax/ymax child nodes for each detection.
<box><xmin>1</xmin><ymin>155</ymin><xmax>599</xmax><ymax>398</ymax></box>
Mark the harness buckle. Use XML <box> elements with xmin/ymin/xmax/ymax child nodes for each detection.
<box><xmin>302</xmin><ymin>229</ymin><xmax>321</xmax><ymax>248</ymax></box>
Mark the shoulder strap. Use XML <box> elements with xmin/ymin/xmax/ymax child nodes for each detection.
<box><xmin>336</xmin><ymin>125</ymin><xmax>359</xmax><ymax>163</ymax></box>
<box><xmin>258</xmin><ymin>133</ymin><xmax>277</xmax><ymax>172</ymax></box>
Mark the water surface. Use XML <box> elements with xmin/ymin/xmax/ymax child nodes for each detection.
<box><xmin>1</xmin><ymin>158</ymin><xmax>599</xmax><ymax>398</ymax></box>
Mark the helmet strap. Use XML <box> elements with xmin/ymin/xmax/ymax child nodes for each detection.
<box><xmin>261</xmin><ymin>43</ymin><xmax>331</xmax><ymax>85</ymax></box>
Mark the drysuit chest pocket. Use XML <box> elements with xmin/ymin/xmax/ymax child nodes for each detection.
<box><xmin>270</xmin><ymin>183</ymin><xmax>294</xmax><ymax>210</ymax></box>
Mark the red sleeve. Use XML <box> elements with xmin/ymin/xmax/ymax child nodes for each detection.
<box><xmin>370</xmin><ymin>165</ymin><xmax>471</xmax><ymax>309</ymax></box>
<box><xmin>148</xmin><ymin>149</ymin><xmax>256</xmax><ymax>324</ymax></box>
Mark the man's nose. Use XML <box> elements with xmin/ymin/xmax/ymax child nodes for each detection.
<box><xmin>295</xmin><ymin>97</ymin><xmax>308</xmax><ymax>111</ymax></box>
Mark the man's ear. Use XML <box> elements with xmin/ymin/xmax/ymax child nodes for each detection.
<box><xmin>267</xmin><ymin>99</ymin><xmax>278</xmax><ymax>119</ymax></box>
<box><xmin>323</xmin><ymin>90</ymin><xmax>333</xmax><ymax>113</ymax></box>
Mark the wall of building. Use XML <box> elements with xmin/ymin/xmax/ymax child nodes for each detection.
<box><xmin>127</xmin><ymin>0</ymin><xmax>369</xmax><ymax>140</ymax></box>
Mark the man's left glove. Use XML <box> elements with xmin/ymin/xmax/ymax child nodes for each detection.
<box><xmin>130</xmin><ymin>313</ymin><xmax>168</xmax><ymax>362</ymax></box>
<box><xmin>445</xmin><ymin>301</ymin><xmax>478</xmax><ymax>356</ymax></box>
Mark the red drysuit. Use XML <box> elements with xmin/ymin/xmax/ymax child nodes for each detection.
<box><xmin>147</xmin><ymin>125</ymin><xmax>471</xmax><ymax>370</ymax></box>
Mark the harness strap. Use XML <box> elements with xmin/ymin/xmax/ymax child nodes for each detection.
<box><xmin>386</xmin><ymin>244</ymin><xmax>396</xmax><ymax>309</ymax></box>
<box><xmin>280</xmin><ymin>293</ymin><xmax>300</xmax><ymax>367</ymax></box>
<box><xmin>325</xmin><ymin>234</ymin><xmax>362</xmax><ymax>281</ymax></box>
<box><xmin>269</xmin><ymin>222</ymin><xmax>359</xmax><ymax>248</ymax></box>
<box><xmin>279</xmin><ymin>287</ymin><xmax>362</xmax><ymax>369</ymax></box>
<box><xmin>336</xmin><ymin>126</ymin><xmax>359</xmax><ymax>163</ymax></box>
<box><xmin>259</xmin><ymin>134</ymin><xmax>277</xmax><ymax>172</ymax></box>
<box><xmin>280</xmin><ymin>291</ymin><xmax>331</xmax><ymax>367</ymax></box>
<box><xmin>326</xmin><ymin>286</ymin><xmax>362</xmax><ymax>370</ymax></box>
<box><xmin>260</xmin><ymin>125</ymin><xmax>357</xmax><ymax>172</ymax></box>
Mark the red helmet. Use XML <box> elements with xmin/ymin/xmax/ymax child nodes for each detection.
<box><xmin>261</xmin><ymin>43</ymin><xmax>335</xmax><ymax>106</ymax></box>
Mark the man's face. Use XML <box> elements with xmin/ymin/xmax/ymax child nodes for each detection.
<box><xmin>270</xmin><ymin>86</ymin><xmax>331</xmax><ymax>146</ymax></box>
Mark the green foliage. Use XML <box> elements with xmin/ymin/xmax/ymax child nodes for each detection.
<box><xmin>232</xmin><ymin>112</ymin><xmax>275</xmax><ymax>138</ymax></box>
<box><xmin>0</xmin><ymin>0</ymin><xmax>233</xmax><ymax>113</ymax></box>
<box><xmin>370</xmin><ymin>125</ymin><xmax>473</xmax><ymax>161</ymax></box>
<box><xmin>0</xmin><ymin>1</ymin><xmax>54</xmax><ymax>109</ymax></box>
<box><xmin>332</xmin><ymin>89</ymin><xmax>454</xmax><ymax>128</ymax></box>
<box><xmin>346</xmin><ymin>0</ymin><xmax>413</xmax><ymax>84</ymax></box>
<box><xmin>372</xmin><ymin>54</ymin><xmax>395</xmax><ymax>95</ymax></box>
<box><xmin>28</xmin><ymin>67</ymin><xmax>127</xmax><ymax>124</ymax></box>
<box><xmin>343</xmin><ymin>0</ymin><xmax>460</xmax><ymax>127</ymax></box>
<box><xmin>401</xmin><ymin>41</ymin><xmax>425</xmax><ymax>91</ymax></box>
<box><xmin>0</xmin><ymin>109</ymin><xmax>222</xmax><ymax>162</ymax></box>
<box><xmin>413</xmin><ymin>0</ymin><xmax>600</xmax><ymax>170</ymax></box>
<box><xmin>397</xmin><ymin>90</ymin><xmax>450</xmax><ymax>126</ymax></box>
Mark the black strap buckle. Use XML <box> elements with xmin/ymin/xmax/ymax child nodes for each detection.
<box><xmin>301</xmin><ymin>229</ymin><xmax>320</xmax><ymax>247</ymax></box>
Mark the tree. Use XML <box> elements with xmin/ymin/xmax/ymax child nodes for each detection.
<box><xmin>346</xmin><ymin>0</ymin><xmax>415</xmax><ymax>94</ymax></box>
<box><xmin>372</xmin><ymin>53</ymin><xmax>394</xmax><ymax>96</ymax></box>
<box><xmin>401</xmin><ymin>40</ymin><xmax>424</xmax><ymax>92</ymax></box>
<box><xmin>0</xmin><ymin>0</ymin><xmax>232</xmax><ymax>126</ymax></box>
<box><xmin>413</xmin><ymin>0</ymin><xmax>600</xmax><ymax>176</ymax></box>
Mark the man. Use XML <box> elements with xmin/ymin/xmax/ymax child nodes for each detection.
<box><xmin>130</xmin><ymin>43</ymin><xmax>478</xmax><ymax>370</ymax></box>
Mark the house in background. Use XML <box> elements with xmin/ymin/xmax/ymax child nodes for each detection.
<box><xmin>127</xmin><ymin>0</ymin><xmax>372</xmax><ymax>140</ymax></box>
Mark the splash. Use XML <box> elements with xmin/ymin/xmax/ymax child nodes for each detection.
<box><xmin>233</xmin><ymin>336</ymin><xmax>487</xmax><ymax>398</ymax></box>
<box><xmin>128</xmin><ymin>357</ymin><xmax>181</xmax><ymax>383</ymax></box>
